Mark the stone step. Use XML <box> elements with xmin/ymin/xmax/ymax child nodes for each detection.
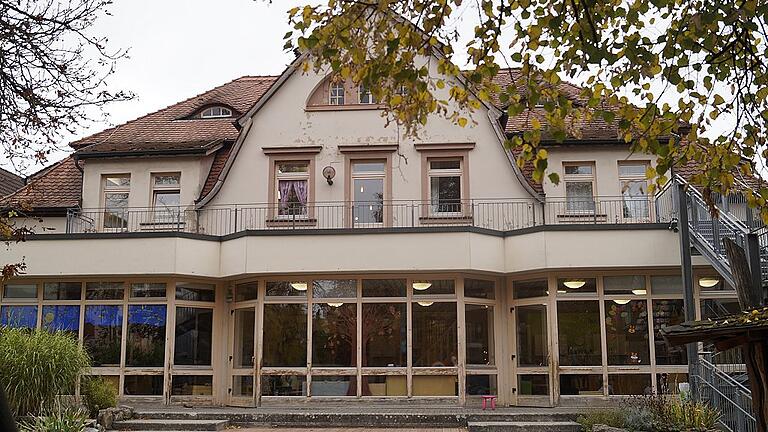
<box><xmin>110</xmin><ymin>419</ymin><xmax>229</xmax><ymax>431</ymax></box>
<box><xmin>468</xmin><ymin>421</ymin><xmax>581</xmax><ymax>432</ymax></box>
<box><xmin>467</xmin><ymin>413</ymin><xmax>577</xmax><ymax>423</ymax></box>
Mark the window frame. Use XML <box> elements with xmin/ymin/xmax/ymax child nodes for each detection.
<box><xmin>200</xmin><ymin>106</ymin><xmax>233</xmax><ymax>119</ymax></box>
<box><xmin>423</xmin><ymin>154</ymin><xmax>468</xmax><ymax>218</ymax></box>
<box><xmin>329</xmin><ymin>82</ymin><xmax>345</xmax><ymax>105</ymax></box>
<box><xmin>618</xmin><ymin>161</ymin><xmax>651</xmax><ymax>221</ymax></box>
<box><xmin>101</xmin><ymin>174</ymin><xmax>131</xmax><ymax>231</ymax></box>
<box><xmin>151</xmin><ymin>173</ymin><xmax>182</xmax><ymax>224</ymax></box>
<box><xmin>562</xmin><ymin>162</ymin><xmax>596</xmax><ymax>214</ymax></box>
<box><xmin>358</xmin><ymin>85</ymin><xmax>376</xmax><ymax>104</ymax></box>
<box><xmin>267</xmin><ymin>156</ymin><xmax>316</xmax><ymax>224</ymax></box>
<box><xmin>347</xmin><ymin>158</ymin><xmax>390</xmax><ymax>227</ymax></box>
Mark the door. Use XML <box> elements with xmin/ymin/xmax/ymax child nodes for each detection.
<box><xmin>228</xmin><ymin>306</ymin><xmax>257</xmax><ymax>406</ymax></box>
<box><xmin>511</xmin><ymin>302</ymin><xmax>554</xmax><ymax>406</ymax></box>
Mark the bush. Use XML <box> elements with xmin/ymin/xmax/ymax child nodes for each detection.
<box><xmin>577</xmin><ymin>408</ymin><xmax>627</xmax><ymax>431</ymax></box>
<box><xmin>17</xmin><ymin>403</ymin><xmax>89</xmax><ymax>432</ymax></box>
<box><xmin>80</xmin><ymin>376</ymin><xmax>117</xmax><ymax>418</ymax></box>
<box><xmin>0</xmin><ymin>327</ymin><xmax>90</xmax><ymax>417</ymax></box>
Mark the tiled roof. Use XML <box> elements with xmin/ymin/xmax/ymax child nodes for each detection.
<box><xmin>200</xmin><ymin>143</ymin><xmax>233</xmax><ymax>199</ymax></box>
<box><xmin>0</xmin><ymin>167</ymin><xmax>24</xmax><ymax>197</ymax></box>
<box><xmin>71</xmin><ymin>76</ymin><xmax>278</xmax><ymax>152</ymax></box>
<box><xmin>3</xmin><ymin>157</ymin><xmax>81</xmax><ymax>209</ymax></box>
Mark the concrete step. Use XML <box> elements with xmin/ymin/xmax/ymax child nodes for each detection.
<box><xmin>467</xmin><ymin>413</ymin><xmax>577</xmax><ymax>423</ymax></box>
<box><xmin>110</xmin><ymin>419</ymin><xmax>229</xmax><ymax>431</ymax></box>
<box><xmin>468</xmin><ymin>421</ymin><xmax>581</xmax><ymax>432</ymax></box>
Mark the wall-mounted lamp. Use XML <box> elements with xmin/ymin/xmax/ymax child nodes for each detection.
<box><xmin>323</xmin><ymin>166</ymin><xmax>336</xmax><ymax>185</ymax></box>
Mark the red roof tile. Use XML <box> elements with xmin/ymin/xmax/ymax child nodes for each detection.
<box><xmin>3</xmin><ymin>157</ymin><xmax>81</xmax><ymax>209</ymax></box>
<box><xmin>200</xmin><ymin>143</ymin><xmax>232</xmax><ymax>199</ymax></box>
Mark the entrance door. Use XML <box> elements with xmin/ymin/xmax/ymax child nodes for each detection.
<box><xmin>511</xmin><ymin>302</ymin><xmax>553</xmax><ymax>406</ymax></box>
<box><xmin>228</xmin><ymin>307</ymin><xmax>257</xmax><ymax>406</ymax></box>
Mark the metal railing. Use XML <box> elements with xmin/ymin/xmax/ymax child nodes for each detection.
<box><xmin>65</xmin><ymin>195</ymin><xmax>674</xmax><ymax>235</ymax></box>
<box><xmin>692</xmin><ymin>352</ymin><xmax>757</xmax><ymax>432</ymax></box>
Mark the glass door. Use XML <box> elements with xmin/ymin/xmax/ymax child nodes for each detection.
<box><xmin>512</xmin><ymin>302</ymin><xmax>553</xmax><ymax>406</ymax></box>
<box><xmin>229</xmin><ymin>307</ymin><xmax>257</xmax><ymax>406</ymax></box>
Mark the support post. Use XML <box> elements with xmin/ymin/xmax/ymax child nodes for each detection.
<box><xmin>675</xmin><ymin>182</ymin><xmax>699</xmax><ymax>386</ymax></box>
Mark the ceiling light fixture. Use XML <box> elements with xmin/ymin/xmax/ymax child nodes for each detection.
<box><xmin>613</xmin><ymin>299</ymin><xmax>631</xmax><ymax>305</ymax></box>
<box><xmin>563</xmin><ymin>279</ymin><xmax>586</xmax><ymax>289</ymax></box>
<box><xmin>412</xmin><ymin>281</ymin><xmax>433</xmax><ymax>291</ymax></box>
<box><xmin>327</xmin><ymin>302</ymin><xmax>343</xmax><ymax>307</ymax></box>
<box><xmin>290</xmin><ymin>282</ymin><xmax>308</xmax><ymax>291</ymax></box>
<box><xmin>698</xmin><ymin>277</ymin><xmax>720</xmax><ymax>288</ymax></box>
<box><xmin>417</xmin><ymin>301</ymin><xmax>434</xmax><ymax>307</ymax></box>
<box><xmin>632</xmin><ymin>289</ymin><xmax>647</xmax><ymax>296</ymax></box>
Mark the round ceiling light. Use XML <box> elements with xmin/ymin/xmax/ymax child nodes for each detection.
<box><xmin>563</xmin><ymin>279</ymin><xmax>586</xmax><ymax>289</ymax></box>
<box><xmin>417</xmin><ymin>301</ymin><xmax>434</xmax><ymax>307</ymax></box>
<box><xmin>412</xmin><ymin>281</ymin><xmax>433</xmax><ymax>291</ymax></box>
<box><xmin>632</xmin><ymin>289</ymin><xmax>647</xmax><ymax>296</ymax></box>
<box><xmin>613</xmin><ymin>299</ymin><xmax>631</xmax><ymax>305</ymax></box>
<box><xmin>290</xmin><ymin>282</ymin><xmax>308</xmax><ymax>291</ymax></box>
<box><xmin>327</xmin><ymin>302</ymin><xmax>343</xmax><ymax>307</ymax></box>
<box><xmin>698</xmin><ymin>277</ymin><xmax>720</xmax><ymax>288</ymax></box>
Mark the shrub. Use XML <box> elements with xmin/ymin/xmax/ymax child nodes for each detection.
<box><xmin>17</xmin><ymin>403</ymin><xmax>89</xmax><ymax>432</ymax></box>
<box><xmin>577</xmin><ymin>408</ymin><xmax>627</xmax><ymax>431</ymax></box>
<box><xmin>80</xmin><ymin>376</ymin><xmax>117</xmax><ymax>418</ymax></box>
<box><xmin>652</xmin><ymin>396</ymin><xmax>721</xmax><ymax>431</ymax></box>
<box><xmin>0</xmin><ymin>327</ymin><xmax>90</xmax><ymax>417</ymax></box>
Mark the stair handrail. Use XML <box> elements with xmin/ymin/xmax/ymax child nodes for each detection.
<box><xmin>673</xmin><ymin>175</ymin><xmax>752</xmax><ymax>235</ymax></box>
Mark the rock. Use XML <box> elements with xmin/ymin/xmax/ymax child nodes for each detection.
<box><xmin>593</xmin><ymin>425</ymin><xmax>628</xmax><ymax>432</ymax></box>
<box><xmin>84</xmin><ymin>427</ymin><xmax>99</xmax><ymax>432</ymax></box>
<box><xmin>97</xmin><ymin>409</ymin><xmax>114</xmax><ymax>430</ymax></box>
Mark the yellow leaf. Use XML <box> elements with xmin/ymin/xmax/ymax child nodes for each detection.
<box><xmin>457</xmin><ymin>117</ymin><xmax>468</xmax><ymax>127</ymax></box>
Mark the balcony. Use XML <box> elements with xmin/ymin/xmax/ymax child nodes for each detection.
<box><xmin>65</xmin><ymin>195</ymin><xmax>675</xmax><ymax>236</ymax></box>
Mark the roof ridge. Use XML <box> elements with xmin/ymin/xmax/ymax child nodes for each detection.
<box><xmin>70</xmin><ymin>75</ymin><xmax>277</xmax><ymax>149</ymax></box>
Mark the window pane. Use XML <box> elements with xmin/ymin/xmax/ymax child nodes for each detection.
<box><xmin>353</xmin><ymin>178</ymin><xmax>384</xmax><ymax>225</ymax></box>
<box><xmin>605</xmin><ymin>300</ymin><xmax>650</xmax><ymax>365</ymax></box>
<box><xmin>174</xmin><ymin>307</ymin><xmax>213</xmax><ymax>366</ymax></box>
<box><xmin>608</xmin><ymin>374</ymin><xmax>652</xmax><ymax>395</ymax></box>
<box><xmin>130</xmin><ymin>283</ymin><xmax>166</xmax><ymax>298</ymax></box>
<box><xmin>362</xmin><ymin>279</ymin><xmax>406</xmax><ymax>297</ymax></box>
<box><xmin>124</xmin><ymin>375</ymin><xmax>164</xmax><ymax>396</ymax></box>
<box><xmin>1</xmin><ymin>305</ymin><xmax>37</xmax><ymax>328</ymax></box>
<box><xmin>465</xmin><ymin>305</ymin><xmax>494</xmax><ymax>366</ymax></box>
<box><xmin>513</xmin><ymin>279</ymin><xmax>548</xmax><ymax>299</ymax></box>
<box><xmin>232</xmin><ymin>375</ymin><xmax>254</xmax><ymax>397</ymax></box>
<box><xmin>560</xmin><ymin>374</ymin><xmax>603</xmax><ymax>396</ymax></box>
<box><xmin>466</xmin><ymin>375</ymin><xmax>498</xmax><ymax>396</ymax></box>
<box><xmin>266</xmin><ymin>281</ymin><xmax>307</xmax><ymax>297</ymax></box>
<box><xmin>233</xmin><ymin>309</ymin><xmax>255</xmax><ymax>368</ymax></box>
<box><xmin>362</xmin><ymin>376</ymin><xmax>406</xmax><ymax>396</ymax></box>
<box><xmin>619</xmin><ymin>164</ymin><xmax>646</xmax><ymax>177</ymax></box>
<box><xmin>430</xmin><ymin>160</ymin><xmax>461</xmax><ymax>170</ymax></box>
<box><xmin>312</xmin><ymin>279</ymin><xmax>356</xmax><ymax>298</ymax></box>
<box><xmin>700</xmin><ymin>298</ymin><xmax>741</xmax><ymax>319</ymax></box>
<box><xmin>518</xmin><ymin>375</ymin><xmax>548</xmax><ymax>396</ymax></box>
<box><xmin>104</xmin><ymin>176</ymin><xmax>130</xmax><ymax>188</ymax></box>
<box><xmin>653</xmin><ymin>300</ymin><xmax>687</xmax><ymax>365</ymax></box>
<box><xmin>604</xmin><ymin>275</ymin><xmax>646</xmax><ymax>296</ymax></box>
<box><xmin>277</xmin><ymin>162</ymin><xmax>308</xmax><ymax>174</ymax></box>
<box><xmin>352</xmin><ymin>162</ymin><xmax>385</xmax><ymax>173</ymax></box>
<box><xmin>412</xmin><ymin>279</ymin><xmax>454</xmax><ymax>296</ymax></box>
<box><xmin>3</xmin><ymin>283</ymin><xmax>37</xmax><ymax>299</ymax></box>
<box><xmin>557</xmin><ymin>278</ymin><xmax>597</xmax><ymax>295</ymax></box>
<box><xmin>42</xmin><ymin>282</ymin><xmax>81</xmax><ymax>300</ymax></box>
<box><xmin>557</xmin><ymin>301</ymin><xmax>601</xmax><ymax>366</ymax></box>
<box><xmin>153</xmin><ymin>192</ymin><xmax>181</xmax><ymax>222</ymax></box>
<box><xmin>565</xmin><ymin>182</ymin><xmax>595</xmax><ymax>212</ymax></box>
<box><xmin>516</xmin><ymin>304</ymin><xmax>548</xmax><ymax>367</ymax></box>
<box><xmin>104</xmin><ymin>192</ymin><xmax>129</xmax><ymax>229</ymax></box>
<box><xmin>412</xmin><ymin>376</ymin><xmax>458</xmax><ymax>396</ymax></box>
<box><xmin>41</xmin><ymin>305</ymin><xmax>80</xmax><ymax>334</ymax></box>
<box><xmin>651</xmin><ymin>275</ymin><xmax>682</xmax><ymax>295</ymax></box>
<box><xmin>430</xmin><ymin>176</ymin><xmax>461</xmax><ymax>213</ymax></box>
<box><xmin>86</xmin><ymin>282</ymin><xmax>124</xmax><ymax>300</ymax></box>
<box><xmin>171</xmin><ymin>376</ymin><xmax>212</xmax><ymax>396</ymax></box>
<box><xmin>362</xmin><ymin>303</ymin><xmax>406</xmax><ymax>367</ymax></box>
<box><xmin>622</xmin><ymin>180</ymin><xmax>649</xmax><ymax>219</ymax></box>
<box><xmin>127</xmin><ymin>305</ymin><xmax>167</xmax><ymax>367</ymax></box>
<box><xmin>175</xmin><ymin>282</ymin><xmax>215</xmax><ymax>302</ymax></box>
<box><xmin>657</xmin><ymin>373</ymin><xmax>689</xmax><ymax>394</ymax></box>
<box><xmin>464</xmin><ymin>278</ymin><xmax>495</xmax><ymax>299</ymax></box>
<box><xmin>277</xmin><ymin>180</ymin><xmax>308</xmax><ymax>216</ymax></box>
<box><xmin>84</xmin><ymin>305</ymin><xmax>123</xmax><ymax>366</ymax></box>
<box><xmin>313</xmin><ymin>303</ymin><xmax>356</xmax><ymax>367</ymax></box>
<box><xmin>262</xmin><ymin>375</ymin><xmax>307</xmax><ymax>396</ymax></box>
<box><xmin>564</xmin><ymin>164</ymin><xmax>593</xmax><ymax>175</ymax></box>
<box><xmin>263</xmin><ymin>304</ymin><xmax>307</xmax><ymax>367</ymax></box>
<box><xmin>412</xmin><ymin>302</ymin><xmax>457</xmax><ymax>367</ymax></box>
<box><xmin>154</xmin><ymin>174</ymin><xmax>180</xmax><ymax>186</ymax></box>
<box><xmin>235</xmin><ymin>282</ymin><xmax>258</xmax><ymax>302</ymax></box>
<box><xmin>312</xmin><ymin>376</ymin><xmax>356</xmax><ymax>397</ymax></box>
<box><xmin>698</xmin><ymin>275</ymin><xmax>732</xmax><ymax>292</ymax></box>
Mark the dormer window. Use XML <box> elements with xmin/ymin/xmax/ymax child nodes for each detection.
<box><xmin>329</xmin><ymin>83</ymin><xmax>345</xmax><ymax>105</ymax></box>
<box><xmin>200</xmin><ymin>106</ymin><xmax>232</xmax><ymax>119</ymax></box>
<box><xmin>359</xmin><ymin>85</ymin><xmax>376</xmax><ymax>104</ymax></box>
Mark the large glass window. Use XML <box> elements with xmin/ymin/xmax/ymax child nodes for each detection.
<box><xmin>557</xmin><ymin>277</ymin><xmax>597</xmax><ymax>295</ymax></box>
<box><xmin>412</xmin><ymin>279</ymin><xmax>454</xmax><ymax>296</ymax></box>
<box><xmin>276</xmin><ymin>161</ymin><xmax>310</xmax><ymax>217</ymax></box>
<box><xmin>362</xmin><ymin>303</ymin><xmax>406</xmax><ymax>367</ymax></box>
<box><xmin>604</xmin><ymin>275</ymin><xmax>646</xmax><ymax>296</ymax></box>
<box><xmin>174</xmin><ymin>307</ymin><xmax>213</xmax><ymax>366</ymax></box>
<box><xmin>103</xmin><ymin>175</ymin><xmax>130</xmax><ymax>229</ymax></box>
<box><xmin>43</xmin><ymin>282</ymin><xmax>82</xmax><ymax>300</ymax></box>
<box><xmin>697</xmin><ymin>274</ymin><xmax>733</xmax><ymax>293</ymax></box>
<box><xmin>3</xmin><ymin>283</ymin><xmax>37</xmax><ymax>299</ymax></box>
<box><xmin>127</xmin><ymin>305</ymin><xmax>167</xmax><ymax>367</ymax></box>
<box><xmin>608</xmin><ymin>374</ymin><xmax>652</xmax><ymax>395</ymax></box>
<box><xmin>557</xmin><ymin>301</ymin><xmax>601</xmax><ymax>365</ymax></box>
<box><xmin>465</xmin><ymin>304</ymin><xmax>494</xmax><ymax>366</ymax></box>
<box><xmin>652</xmin><ymin>300</ymin><xmax>687</xmax><ymax>365</ymax></box>
<box><xmin>464</xmin><ymin>278</ymin><xmax>495</xmax><ymax>299</ymax></box>
<box><xmin>131</xmin><ymin>283</ymin><xmax>167</xmax><ymax>298</ymax></box>
<box><xmin>171</xmin><ymin>375</ymin><xmax>212</xmax><ymax>396</ymax></box>
<box><xmin>650</xmin><ymin>275</ymin><xmax>682</xmax><ymax>295</ymax></box>
<box><xmin>563</xmin><ymin>163</ymin><xmax>595</xmax><ymax>213</ymax></box>
<box><xmin>262</xmin><ymin>304</ymin><xmax>307</xmax><ymax>367</ymax></box>
<box><xmin>0</xmin><ymin>305</ymin><xmax>37</xmax><ymax>328</ymax></box>
<box><xmin>560</xmin><ymin>374</ymin><xmax>603</xmax><ymax>396</ymax></box>
<box><xmin>86</xmin><ymin>282</ymin><xmax>124</xmax><ymax>300</ymax></box>
<box><xmin>513</xmin><ymin>279</ymin><xmax>548</xmax><ymax>299</ymax></box>
<box><xmin>175</xmin><ymin>282</ymin><xmax>215</xmax><ymax>302</ymax></box>
<box><xmin>152</xmin><ymin>173</ymin><xmax>181</xmax><ymax>223</ymax></box>
<box><xmin>233</xmin><ymin>309</ymin><xmax>256</xmax><ymax>368</ymax></box>
<box><xmin>358</xmin><ymin>85</ymin><xmax>376</xmax><ymax>104</ymax></box>
<box><xmin>262</xmin><ymin>375</ymin><xmax>307</xmax><ymax>396</ymax></box>
<box><xmin>362</xmin><ymin>376</ymin><xmax>406</xmax><ymax>396</ymax></box>
<box><xmin>266</xmin><ymin>280</ymin><xmax>307</xmax><ymax>297</ymax></box>
<box><xmin>412</xmin><ymin>375</ymin><xmax>458</xmax><ymax>396</ymax></box>
<box><xmin>516</xmin><ymin>304</ymin><xmax>548</xmax><ymax>367</ymax></box>
<box><xmin>124</xmin><ymin>375</ymin><xmax>164</xmax><ymax>396</ymax></box>
<box><xmin>605</xmin><ymin>300</ymin><xmax>650</xmax><ymax>365</ymax></box>
<box><xmin>428</xmin><ymin>159</ymin><xmax>463</xmax><ymax>215</ymax></box>
<box><xmin>329</xmin><ymin>82</ymin><xmax>345</xmax><ymax>105</ymax></box>
<box><xmin>362</xmin><ymin>279</ymin><xmax>406</xmax><ymax>297</ymax></box>
<box><xmin>619</xmin><ymin>163</ymin><xmax>649</xmax><ymax>219</ymax></box>
<box><xmin>351</xmin><ymin>161</ymin><xmax>385</xmax><ymax>225</ymax></box>
<box><xmin>312</xmin><ymin>279</ymin><xmax>356</xmax><ymax>298</ymax></box>
<box><xmin>42</xmin><ymin>305</ymin><xmax>80</xmax><ymax>334</ymax></box>
<box><xmin>84</xmin><ymin>305</ymin><xmax>123</xmax><ymax>366</ymax></box>
<box><xmin>312</xmin><ymin>303</ymin><xmax>357</xmax><ymax>367</ymax></box>
<box><xmin>312</xmin><ymin>375</ymin><xmax>356</xmax><ymax>396</ymax></box>
<box><xmin>412</xmin><ymin>302</ymin><xmax>457</xmax><ymax>367</ymax></box>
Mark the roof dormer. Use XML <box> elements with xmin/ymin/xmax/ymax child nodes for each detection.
<box><xmin>306</xmin><ymin>75</ymin><xmax>382</xmax><ymax>111</ymax></box>
<box><xmin>198</xmin><ymin>105</ymin><xmax>234</xmax><ymax>119</ymax></box>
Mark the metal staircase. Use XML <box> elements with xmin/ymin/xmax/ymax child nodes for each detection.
<box><xmin>673</xmin><ymin>175</ymin><xmax>764</xmax><ymax>432</ymax></box>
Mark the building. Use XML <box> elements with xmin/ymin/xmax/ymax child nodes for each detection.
<box><xmin>0</xmin><ymin>50</ymin><xmax>749</xmax><ymax>408</ymax></box>
<box><xmin>0</xmin><ymin>167</ymin><xmax>23</xmax><ymax>198</ymax></box>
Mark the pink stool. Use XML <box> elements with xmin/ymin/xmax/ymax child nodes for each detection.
<box><xmin>481</xmin><ymin>395</ymin><xmax>497</xmax><ymax>410</ymax></box>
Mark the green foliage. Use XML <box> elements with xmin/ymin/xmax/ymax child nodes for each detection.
<box><xmin>80</xmin><ymin>376</ymin><xmax>117</xmax><ymax>418</ymax></box>
<box><xmin>0</xmin><ymin>327</ymin><xmax>90</xmax><ymax>417</ymax></box>
<box><xmin>577</xmin><ymin>395</ymin><xmax>721</xmax><ymax>432</ymax></box>
<box><xmin>577</xmin><ymin>408</ymin><xmax>626</xmax><ymax>431</ymax></box>
<box><xmin>18</xmin><ymin>403</ymin><xmax>89</xmax><ymax>432</ymax></box>
<box><xmin>283</xmin><ymin>0</ymin><xmax>768</xmax><ymax>218</ymax></box>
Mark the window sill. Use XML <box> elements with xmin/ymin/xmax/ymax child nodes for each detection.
<box><xmin>419</xmin><ymin>215</ymin><xmax>473</xmax><ymax>225</ymax></box>
<box><xmin>305</xmin><ymin>104</ymin><xmax>384</xmax><ymax>112</ymax></box>
<box><xmin>265</xmin><ymin>218</ymin><xmax>318</xmax><ymax>228</ymax></box>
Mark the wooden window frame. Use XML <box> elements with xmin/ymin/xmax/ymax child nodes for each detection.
<box><xmin>345</xmin><ymin>153</ymin><xmax>393</xmax><ymax>228</ymax></box>
<box><xmin>420</xmin><ymin>151</ymin><xmax>470</xmax><ymax>222</ymax></box>
<box><xmin>267</xmin><ymin>155</ymin><xmax>316</xmax><ymax>226</ymax></box>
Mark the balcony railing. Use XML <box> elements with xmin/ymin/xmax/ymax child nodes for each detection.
<box><xmin>65</xmin><ymin>195</ymin><xmax>675</xmax><ymax>236</ymax></box>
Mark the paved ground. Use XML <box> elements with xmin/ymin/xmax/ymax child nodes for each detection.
<box><xmin>233</xmin><ymin>429</ymin><xmax>467</xmax><ymax>432</ymax></box>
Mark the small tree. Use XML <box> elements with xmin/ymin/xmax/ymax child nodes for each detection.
<box><xmin>0</xmin><ymin>327</ymin><xmax>91</xmax><ymax>417</ymax></box>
